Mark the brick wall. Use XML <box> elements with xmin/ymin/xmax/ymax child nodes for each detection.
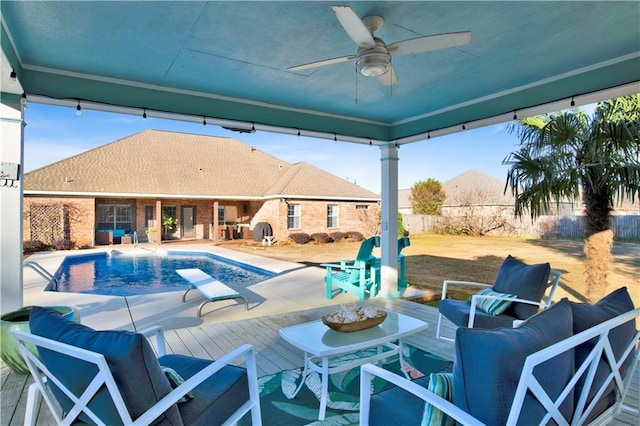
<box><xmin>270</xmin><ymin>199</ymin><xmax>379</xmax><ymax>239</ymax></box>
<box><xmin>24</xmin><ymin>196</ymin><xmax>379</xmax><ymax>246</ymax></box>
<box><xmin>23</xmin><ymin>197</ymin><xmax>95</xmax><ymax>248</ymax></box>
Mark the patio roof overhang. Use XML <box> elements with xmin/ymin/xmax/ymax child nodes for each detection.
<box><xmin>1</xmin><ymin>1</ymin><xmax>639</xmax><ymax>145</ymax></box>
<box><xmin>1</xmin><ymin>1</ymin><xmax>640</xmax><ymax>311</ymax></box>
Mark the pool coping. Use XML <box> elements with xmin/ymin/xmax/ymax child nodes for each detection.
<box><xmin>22</xmin><ymin>244</ymin><xmax>359</xmax><ymax>332</ymax></box>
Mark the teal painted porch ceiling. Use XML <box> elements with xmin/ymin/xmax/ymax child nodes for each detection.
<box><xmin>2</xmin><ymin>1</ymin><xmax>639</xmax><ymax>143</ymax></box>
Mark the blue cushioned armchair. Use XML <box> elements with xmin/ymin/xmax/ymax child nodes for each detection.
<box><xmin>12</xmin><ymin>306</ymin><xmax>262</xmax><ymax>425</ymax></box>
<box><xmin>361</xmin><ymin>293</ymin><xmax>640</xmax><ymax>425</ymax></box>
<box><xmin>436</xmin><ymin>255</ymin><xmax>562</xmax><ymax>340</ymax></box>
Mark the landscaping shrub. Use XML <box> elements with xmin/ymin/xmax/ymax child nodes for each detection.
<box><xmin>310</xmin><ymin>233</ymin><xmax>333</xmax><ymax>244</ymax></box>
<box><xmin>23</xmin><ymin>240</ymin><xmax>48</xmax><ymax>253</ymax></box>
<box><xmin>330</xmin><ymin>231</ymin><xmax>347</xmax><ymax>242</ymax></box>
<box><xmin>345</xmin><ymin>231</ymin><xmax>364</xmax><ymax>241</ymax></box>
<box><xmin>288</xmin><ymin>233</ymin><xmax>310</xmax><ymax>244</ymax></box>
<box><xmin>52</xmin><ymin>239</ymin><xmax>75</xmax><ymax>250</ymax></box>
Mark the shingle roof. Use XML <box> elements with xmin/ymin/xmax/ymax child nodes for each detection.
<box><xmin>24</xmin><ymin>129</ymin><xmax>380</xmax><ymax>201</ymax></box>
<box><xmin>442</xmin><ymin>170</ymin><xmax>515</xmax><ymax>206</ymax></box>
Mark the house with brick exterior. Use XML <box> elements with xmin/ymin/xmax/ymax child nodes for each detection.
<box><xmin>23</xmin><ymin>130</ymin><xmax>380</xmax><ymax>247</ymax></box>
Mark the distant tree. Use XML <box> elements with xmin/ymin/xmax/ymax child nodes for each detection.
<box><xmin>504</xmin><ymin>94</ymin><xmax>640</xmax><ymax>302</ymax></box>
<box><xmin>410</xmin><ymin>178</ymin><xmax>446</xmax><ymax>214</ymax></box>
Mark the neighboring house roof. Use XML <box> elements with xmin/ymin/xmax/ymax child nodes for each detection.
<box><xmin>24</xmin><ymin>129</ymin><xmax>379</xmax><ymax>201</ymax></box>
<box><xmin>398</xmin><ymin>171</ymin><xmax>512</xmax><ymax>213</ymax></box>
<box><xmin>398</xmin><ymin>189</ymin><xmax>412</xmax><ymax>211</ymax></box>
<box><xmin>442</xmin><ymin>170</ymin><xmax>514</xmax><ymax>207</ymax></box>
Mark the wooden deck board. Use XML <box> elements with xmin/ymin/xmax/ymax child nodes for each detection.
<box><xmin>1</xmin><ymin>299</ymin><xmax>637</xmax><ymax>425</ymax></box>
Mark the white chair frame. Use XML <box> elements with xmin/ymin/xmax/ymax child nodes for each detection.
<box><xmin>436</xmin><ymin>268</ymin><xmax>563</xmax><ymax>341</ymax></box>
<box><xmin>361</xmin><ymin>307</ymin><xmax>640</xmax><ymax>426</ymax></box>
<box><xmin>12</xmin><ymin>326</ymin><xmax>262</xmax><ymax>426</ymax></box>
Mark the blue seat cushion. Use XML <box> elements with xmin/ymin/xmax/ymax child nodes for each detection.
<box><xmin>158</xmin><ymin>354</ymin><xmax>249</xmax><ymax>426</ymax></box>
<box><xmin>453</xmin><ymin>299</ymin><xmax>574</xmax><ymax>425</ymax></box>
<box><xmin>29</xmin><ymin>306</ymin><xmax>182</xmax><ymax>426</ymax></box>
<box><xmin>492</xmin><ymin>255</ymin><xmax>551</xmax><ymax>319</ymax></box>
<box><xmin>570</xmin><ymin>287</ymin><xmax>636</xmax><ymax>422</ymax></box>
<box><xmin>439</xmin><ymin>299</ymin><xmax>517</xmax><ymax>329</ymax></box>
<box><xmin>369</xmin><ymin>375</ymin><xmax>432</xmax><ymax>426</ymax></box>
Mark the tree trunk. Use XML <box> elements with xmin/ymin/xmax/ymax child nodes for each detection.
<box><xmin>583</xmin><ymin>229</ymin><xmax>613</xmax><ymax>303</ymax></box>
<box><xmin>581</xmin><ymin>179</ymin><xmax>613</xmax><ymax>302</ymax></box>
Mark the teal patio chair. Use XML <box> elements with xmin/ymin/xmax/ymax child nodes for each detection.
<box><xmin>322</xmin><ymin>236</ymin><xmax>379</xmax><ymax>301</ymax></box>
<box><xmin>371</xmin><ymin>237</ymin><xmax>411</xmax><ymax>288</ymax></box>
<box><xmin>397</xmin><ymin>237</ymin><xmax>410</xmax><ymax>288</ymax></box>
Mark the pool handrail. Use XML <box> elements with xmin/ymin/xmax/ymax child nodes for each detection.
<box><xmin>23</xmin><ymin>261</ymin><xmax>58</xmax><ymax>291</ymax></box>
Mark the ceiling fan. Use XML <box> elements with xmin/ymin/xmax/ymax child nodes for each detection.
<box><xmin>288</xmin><ymin>5</ymin><xmax>471</xmax><ymax>86</ymax></box>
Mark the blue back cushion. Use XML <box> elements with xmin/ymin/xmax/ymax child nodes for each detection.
<box><xmin>453</xmin><ymin>299</ymin><xmax>574</xmax><ymax>425</ymax></box>
<box><xmin>570</xmin><ymin>287</ymin><xmax>636</xmax><ymax>422</ymax></box>
<box><xmin>492</xmin><ymin>255</ymin><xmax>551</xmax><ymax>319</ymax></box>
<box><xmin>29</xmin><ymin>306</ymin><xmax>182</xmax><ymax>426</ymax></box>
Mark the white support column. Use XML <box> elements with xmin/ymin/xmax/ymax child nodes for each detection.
<box><xmin>1</xmin><ymin>94</ymin><xmax>25</xmax><ymax>314</ymax></box>
<box><xmin>379</xmin><ymin>144</ymin><xmax>400</xmax><ymax>298</ymax></box>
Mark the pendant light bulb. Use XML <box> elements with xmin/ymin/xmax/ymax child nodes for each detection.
<box><xmin>76</xmin><ymin>102</ymin><xmax>82</xmax><ymax>116</ymax></box>
<box><xmin>143</xmin><ymin>109</ymin><xmax>147</xmax><ymax>120</ymax></box>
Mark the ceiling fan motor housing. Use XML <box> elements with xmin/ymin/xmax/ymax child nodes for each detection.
<box><xmin>356</xmin><ymin>38</ymin><xmax>391</xmax><ymax>77</ymax></box>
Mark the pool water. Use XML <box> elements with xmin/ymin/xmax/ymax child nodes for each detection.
<box><xmin>52</xmin><ymin>250</ymin><xmax>275</xmax><ymax>296</ymax></box>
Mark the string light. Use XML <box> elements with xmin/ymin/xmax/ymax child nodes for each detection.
<box><xmin>513</xmin><ymin>111</ymin><xmax>518</xmax><ymax>120</ymax></box>
<box><xmin>251</xmin><ymin>123</ymin><xmax>255</xmax><ymax>132</ymax></box>
<box><xmin>10</xmin><ymin>70</ymin><xmax>17</xmax><ymax>82</ymax></box>
<box><xmin>427</xmin><ymin>133</ymin><xmax>431</xmax><ymax>139</ymax></box>
<box><xmin>462</xmin><ymin>124</ymin><xmax>466</xmax><ymax>130</ymax></box>
<box><xmin>142</xmin><ymin>109</ymin><xmax>147</xmax><ymax>120</ymax></box>
<box><xmin>202</xmin><ymin>116</ymin><xmax>207</xmax><ymax>126</ymax></box>
<box><xmin>570</xmin><ymin>97</ymin><xmax>575</xmax><ymax>107</ymax></box>
<box><xmin>20</xmin><ymin>93</ymin><xmax>27</xmax><ymax>107</ymax></box>
<box><xmin>297</xmin><ymin>130</ymin><xmax>301</xmax><ymax>137</ymax></box>
<box><xmin>76</xmin><ymin>101</ymin><xmax>82</xmax><ymax>116</ymax></box>
<box><xmin>334</xmin><ymin>134</ymin><xmax>337</xmax><ymax>142</ymax></box>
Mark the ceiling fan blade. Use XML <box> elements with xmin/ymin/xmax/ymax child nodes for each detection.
<box><xmin>376</xmin><ymin>66</ymin><xmax>398</xmax><ymax>86</ymax></box>
<box><xmin>388</xmin><ymin>31</ymin><xmax>471</xmax><ymax>56</ymax></box>
<box><xmin>288</xmin><ymin>55</ymin><xmax>356</xmax><ymax>72</ymax></box>
<box><xmin>331</xmin><ymin>5</ymin><xmax>376</xmax><ymax>48</ymax></box>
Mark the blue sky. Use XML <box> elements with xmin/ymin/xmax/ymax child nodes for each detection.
<box><xmin>24</xmin><ymin>102</ymin><xmax>525</xmax><ymax>194</ymax></box>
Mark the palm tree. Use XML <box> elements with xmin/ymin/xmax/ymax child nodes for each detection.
<box><xmin>504</xmin><ymin>95</ymin><xmax>640</xmax><ymax>302</ymax></box>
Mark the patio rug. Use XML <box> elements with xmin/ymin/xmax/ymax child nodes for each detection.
<box><xmin>239</xmin><ymin>345</ymin><xmax>452</xmax><ymax>426</ymax></box>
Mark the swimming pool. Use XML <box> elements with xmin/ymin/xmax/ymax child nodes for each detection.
<box><xmin>52</xmin><ymin>250</ymin><xmax>275</xmax><ymax>296</ymax></box>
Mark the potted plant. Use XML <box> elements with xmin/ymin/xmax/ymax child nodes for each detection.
<box><xmin>145</xmin><ymin>227</ymin><xmax>157</xmax><ymax>243</ymax></box>
<box><xmin>162</xmin><ymin>215</ymin><xmax>178</xmax><ymax>239</ymax></box>
<box><xmin>1</xmin><ymin>305</ymin><xmax>80</xmax><ymax>374</ymax></box>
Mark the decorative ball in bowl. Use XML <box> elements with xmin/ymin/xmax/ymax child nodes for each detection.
<box><xmin>322</xmin><ymin>305</ymin><xmax>387</xmax><ymax>333</ymax></box>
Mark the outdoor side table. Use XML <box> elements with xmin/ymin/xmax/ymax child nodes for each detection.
<box><xmin>279</xmin><ymin>311</ymin><xmax>428</xmax><ymax>420</ymax></box>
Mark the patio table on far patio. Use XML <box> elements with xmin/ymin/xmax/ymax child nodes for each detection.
<box><xmin>279</xmin><ymin>311</ymin><xmax>428</xmax><ymax>420</ymax></box>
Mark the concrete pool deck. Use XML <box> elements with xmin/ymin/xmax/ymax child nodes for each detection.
<box><xmin>21</xmin><ymin>243</ymin><xmax>360</xmax><ymax>332</ymax></box>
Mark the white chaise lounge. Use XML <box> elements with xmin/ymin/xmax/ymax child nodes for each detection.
<box><xmin>177</xmin><ymin>268</ymin><xmax>249</xmax><ymax>317</ymax></box>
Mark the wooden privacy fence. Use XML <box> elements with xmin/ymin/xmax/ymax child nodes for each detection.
<box><xmin>403</xmin><ymin>214</ymin><xmax>640</xmax><ymax>241</ymax></box>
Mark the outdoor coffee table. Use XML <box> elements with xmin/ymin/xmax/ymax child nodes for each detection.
<box><xmin>279</xmin><ymin>311</ymin><xmax>428</xmax><ymax>420</ymax></box>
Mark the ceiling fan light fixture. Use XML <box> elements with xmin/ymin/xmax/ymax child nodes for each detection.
<box><xmin>357</xmin><ymin>53</ymin><xmax>390</xmax><ymax>76</ymax></box>
<box><xmin>356</xmin><ymin>41</ymin><xmax>391</xmax><ymax>77</ymax></box>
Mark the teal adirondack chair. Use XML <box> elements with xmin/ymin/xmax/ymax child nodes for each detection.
<box><xmin>397</xmin><ymin>237</ymin><xmax>410</xmax><ymax>288</ymax></box>
<box><xmin>322</xmin><ymin>236</ymin><xmax>379</xmax><ymax>301</ymax></box>
<box><xmin>371</xmin><ymin>237</ymin><xmax>411</xmax><ymax>288</ymax></box>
